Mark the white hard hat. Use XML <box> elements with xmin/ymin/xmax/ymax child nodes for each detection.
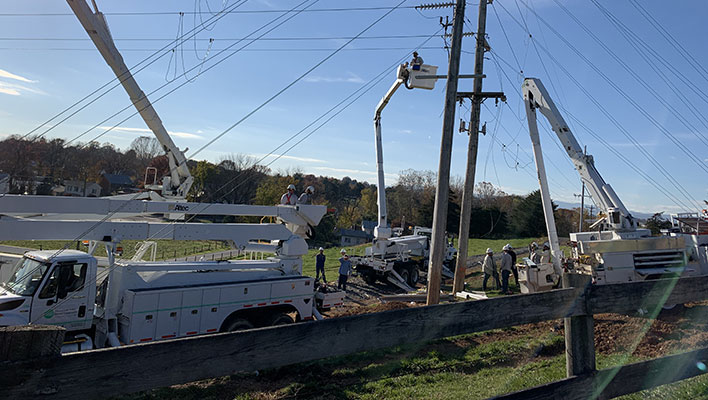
<box><xmin>486</xmin><ymin>248</ymin><xmax>493</xmax><ymax>254</ymax></box>
<box><xmin>531</xmin><ymin>242</ymin><xmax>538</xmax><ymax>248</ymax></box>
<box><xmin>287</xmin><ymin>184</ymin><xmax>296</xmax><ymax>190</ymax></box>
<box><xmin>340</xmin><ymin>248</ymin><xmax>347</xmax><ymax>254</ymax></box>
<box><xmin>543</xmin><ymin>242</ymin><xmax>550</xmax><ymax>248</ymax></box>
<box><xmin>503</xmin><ymin>244</ymin><xmax>511</xmax><ymax>251</ymax></box>
<box><xmin>318</xmin><ymin>247</ymin><xmax>324</xmax><ymax>251</ymax></box>
<box><xmin>307</xmin><ymin>185</ymin><xmax>315</xmax><ymax>194</ymax></box>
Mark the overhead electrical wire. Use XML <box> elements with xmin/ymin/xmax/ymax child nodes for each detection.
<box><xmin>497</xmin><ymin>0</ymin><xmax>702</xmax><ymax>210</ymax></box>
<box><xmin>511</xmin><ymin>0</ymin><xmax>708</xmax><ymax>177</ymax></box>
<box><xmin>0</xmin><ymin>6</ymin><xmax>419</xmax><ymax>17</ymax></box>
<box><xmin>19</xmin><ymin>0</ymin><xmax>249</xmax><ymax>141</ymax></box>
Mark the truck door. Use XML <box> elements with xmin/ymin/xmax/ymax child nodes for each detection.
<box><xmin>31</xmin><ymin>262</ymin><xmax>92</xmax><ymax>331</ymax></box>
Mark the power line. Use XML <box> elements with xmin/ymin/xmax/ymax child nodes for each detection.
<box><xmin>0</xmin><ymin>6</ymin><xmax>418</xmax><ymax>17</ymax></box>
<box><xmin>0</xmin><ymin>46</ymin><xmax>443</xmax><ymax>52</ymax></box>
<box><xmin>0</xmin><ymin>34</ymin><xmax>441</xmax><ymax>42</ymax></box>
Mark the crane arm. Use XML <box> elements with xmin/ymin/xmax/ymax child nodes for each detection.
<box><xmin>67</xmin><ymin>0</ymin><xmax>193</xmax><ymax>198</ymax></box>
<box><xmin>522</xmin><ymin>78</ymin><xmax>636</xmax><ymax>232</ymax></box>
<box><xmin>373</xmin><ymin>64</ymin><xmax>409</xmax><ymax>240</ymax></box>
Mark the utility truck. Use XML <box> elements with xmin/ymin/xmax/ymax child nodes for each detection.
<box><xmin>519</xmin><ymin>77</ymin><xmax>707</xmax><ymax>293</ymax></box>
<box><xmin>349</xmin><ymin>55</ymin><xmax>457</xmax><ymax>290</ymax></box>
<box><xmin>0</xmin><ymin>196</ymin><xmax>344</xmax><ymax>352</ymax></box>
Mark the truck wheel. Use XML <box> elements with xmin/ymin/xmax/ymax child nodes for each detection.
<box><xmin>399</xmin><ymin>268</ymin><xmax>410</xmax><ymax>286</ymax></box>
<box><xmin>267</xmin><ymin>312</ymin><xmax>294</xmax><ymax>326</ymax></box>
<box><xmin>223</xmin><ymin>318</ymin><xmax>254</xmax><ymax>332</ymax></box>
<box><xmin>363</xmin><ymin>272</ymin><xmax>377</xmax><ymax>285</ymax></box>
<box><xmin>408</xmin><ymin>266</ymin><xmax>420</xmax><ymax>286</ymax></box>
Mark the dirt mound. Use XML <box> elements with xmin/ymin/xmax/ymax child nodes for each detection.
<box><xmin>325</xmin><ymin>301</ymin><xmax>417</xmax><ymax>318</ymax></box>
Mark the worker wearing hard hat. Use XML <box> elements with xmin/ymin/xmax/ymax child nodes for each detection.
<box><xmin>540</xmin><ymin>242</ymin><xmax>552</xmax><ymax>264</ymax></box>
<box><xmin>500</xmin><ymin>245</ymin><xmax>513</xmax><ymax>295</ymax></box>
<box><xmin>298</xmin><ymin>185</ymin><xmax>315</xmax><ymax>205</ymax></box>
<box><xmin>482</xmin><ymin>248</ymin><xmax>501</xmax><ymax>292</ymax></box>
<box><xmin>280</xmin><ymin>184</ymin><xmax>297</xmax><ymax>205</ymax></box>
<box><xmin>315</xmin><ymin>247</ymin><xmax>327</xmax><ymax>283</ymax></box>
<box><xmin>530</xmin><ymin>242</ymin><xmax>541</xmax><ymax>264</ymax></box>
<box><xmin>505</xmin><ymin>243</ymin><xmax>519</xmax><ymax>286</ymax></box>
<box><xmin>338</xmin><ymin>249</ymin><xmax>352</xmax><ymax>291</ymax></box>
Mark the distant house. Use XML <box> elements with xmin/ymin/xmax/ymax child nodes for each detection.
<box><xmin>339</xmin><ymin>228</ymin><xmax>372</xmax><ymax>247</ymax></box>
<box><xmin>60</xmin><ymin>180</ymin><xmax>102</xmax><ymax>197</ymax></box>
<box><xmin>100</xmin><ymin>173</ymin><xmax>134</xmax><ymax>195</ymax></box>
<box><xmin>0</xmin><ymin>173</ymin><xmax>9</xmax><ymax>194</ymax></box>
<box><xmin>361</xmin><ymin>220</ymin><xmax>376</xmax><ymax>236</ymax></box>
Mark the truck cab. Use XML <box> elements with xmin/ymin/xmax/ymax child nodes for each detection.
<box><xmin>0</xmin><ymin>251</ymin><xmax>96</xmax><ymax>331</ymax></box>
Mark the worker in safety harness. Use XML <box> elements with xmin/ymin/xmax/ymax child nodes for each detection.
<box><xmin>500</xmin><ymin>245</ymin><xmax>513</xmax><ymax>295</ymax></box>
<box><xmin>529</xmin><ymin>242</ymin><xmax>541</xmax><ymax>264</ymax></box>
<box><xmin>298</xmin><ymin>186</ymin><xmax>315</xmax><ymax>205</ymax></box>
<box><xmin>540</xmin><ymin>242</ymin><xmax>552</xmax><ymax>264</ymax></box>
<box><xmin>280</xmin><ymin>184</ymin><xmax>297</xmax><ymax>205</ymax></box>
<box><xmin>482</xmin><ymin>248</ymin><xmax>501</xmax><ymax>291</ymax></box>
<box><xmin>315</xmin><ymin>247</ymin><xmax>327</xmax><ymax>283</ymax></box>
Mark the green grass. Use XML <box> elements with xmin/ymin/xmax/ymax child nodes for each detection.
<box><xmin>0</xmin><ymin>240</ymin><xmax>231</xmax><ymax>261</ymax></box>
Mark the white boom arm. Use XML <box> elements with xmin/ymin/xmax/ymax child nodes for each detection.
<box><xmin>522</xmin><ymin>78</ymin><xmax>636</xmax><ymax>232</ymax></box>
<box><xmin>373</xmin><ymin>65</ymin><xmax>409</xmax><ymax>240</ymax></box>
<box><xmin>67</xmin><ymin>0</ymin><xmax>193</xmax><ymax>198</ymax></box>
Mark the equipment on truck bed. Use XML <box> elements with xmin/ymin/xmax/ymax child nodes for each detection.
<box><xmin>520</xmin><ymin>78</ymin><xmax>707</xmax><ymax>292</ymax></box>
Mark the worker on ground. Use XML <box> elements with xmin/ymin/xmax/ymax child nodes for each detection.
<box><xmin>280</xmin><ymin>184</ymin><xmax>297</xmax><ymax>205</ymax></box>
<box><xmin>315</xmin><ymin>247</ymin><xmax>326</xmax><ymax>283</ymax></box>
<box><xmin>338</xmin><ymin>249</ymin><xmax>352</xmax><ymax>291</ymax></box>
<box><xmin>505</xmin><ymin>243</ymin><xmax>518</xmax><ymax>285</ymax></box>
<box><xmin>500</xmin><ymin>245</ymin><xmax>513</xmax><ymax>295</ymax></box>
<box><xmin>298</xmin><ymin>185</ymin><xmax>314</xmax><ymax>205</ymax></box>
<box><xmin>530</xmin><ymin>242</ymin><xmax>541</xmax><ymax>264</ymax></box>
<box><xmin>540</xmin><ymin>242</ymin><xmax>552</xmax><ymax>263</ymax></box>
<box><xmin>482</xmin><ymin>248</ymin><xmax>501</xmax><ymax>291</ymax></box>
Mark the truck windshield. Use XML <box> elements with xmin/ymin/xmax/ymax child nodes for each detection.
<box><xmin>2</xmin><ymin>257</ymin><xmax>50</xmax><ymax>296</ymax></box>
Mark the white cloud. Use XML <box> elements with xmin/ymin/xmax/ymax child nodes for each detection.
<box><xmin>399</xmin><ymin>129</ymin><xmax>413</xmax><ymax>135</ymax></box>
<box><xmin>0</xmin><ymin>81</ymin><xmax>45</xmax><ymax>96</ymax></box>
<box><xmin>304</xmin><ymin>72</ymin><xmax>365</xmax><ymax>84</ymax></box>
<box><xmin>98</xmin><ymin>125</ymin><xmax>203</xmax><ymax>139</ymax></box>
<box><xmin>0</xmin><ymin>69</ymin><xmax>36</xmax><ymax>83</ymax></box>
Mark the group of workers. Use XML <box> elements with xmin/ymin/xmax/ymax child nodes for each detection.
<box><xmin>280</xmin><ymin>184</ymin><xmax>315</xmax><ymax>205</ymax></box>
<box><xmin>482</xmin><ymin>241</ymin><xmax>551</xmax><ymax>294</ymax></box>
<box><xmin>315</xmin><ymin>247</ymin><xmax>353</xmax><ymax>291</ymax></box>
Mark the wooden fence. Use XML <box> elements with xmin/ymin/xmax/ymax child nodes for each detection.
<box><xmin>1</xmin><ymin>275</ymin><xmax>707</xmax><ymax>400</ymax></box>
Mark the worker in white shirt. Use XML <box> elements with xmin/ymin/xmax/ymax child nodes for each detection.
<box><xmin>298</xmin><ymin>185</ymin><xmax>314</xmax><ymax>205</ymax></box>
<box><xmin>280</xmin><ymin>184</ymin><xmax>297</xmax><ymax>205</ymax></box>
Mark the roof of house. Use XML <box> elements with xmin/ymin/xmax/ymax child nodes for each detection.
<box><xmin>102</xmin><ymin>173</ymin><xmax>133</xmax><ymax>185</ymax></box>
<box><xmin>361</xmin><ymin>220</ymin><xmax>376</xmax><ymax>230</ymax></box>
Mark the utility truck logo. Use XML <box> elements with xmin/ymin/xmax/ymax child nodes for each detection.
<box><xmin>44</xmin><ymin>310</ymin><xmax>54</xmax><ymax>319</ymax></box>
<box><xmin>169</xmin><ymin>204</ymin><xmax>189</xmax><ymax>212</ymax></box>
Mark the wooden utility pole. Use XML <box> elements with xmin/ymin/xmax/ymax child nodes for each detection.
<box><xmin>453</xmin><ymin>0</ymin><xmax>490</xmax><ymax>294</ymax></box>
<box><xmin>426</xmin><ymin>0</ymin><xmax>465</xmax><ymax>305</ymax></box>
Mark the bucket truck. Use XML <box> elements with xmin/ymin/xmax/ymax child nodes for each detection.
<box><xmin>349</xmin><ymin>55</ymin><xmax>457</xmax><ymax>290</ymax></box>
<box><xmin>68</xmin><ymin>0</ymin><xmax>193</xmax><ymax>200</ymax></box>
<box><xmin>0</xmin><ymin>196</ymin><xmax>344</xmax><ymax>352</ymax></box>
<box><xmin>520</xmin><ymin>78</ymin><xmax>702</xmax><ymax>293</ymax></box>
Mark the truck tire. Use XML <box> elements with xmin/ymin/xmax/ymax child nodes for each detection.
<box><xmin>267</xmin><ymin>312</ymin><xmax>294</xmax><ymax>326</ymax></box>
<box><xmin>399</xmin><ymin>268</ymin><xmax>410</xmax><ymax>286</ymax></box>
<box><xmin>222</xmin><ymin>318</ymin><xmax>254</xmax><ymax>332</ymax></box>
<box><xmin>408</xmin><ymin>265</ymin><xmax>419</xmax><ymax>286</ymax></box>
<box><xmin>363</xmin><ymin>272</ymin><xmax>377</xmax><ymax>285</ymax></box>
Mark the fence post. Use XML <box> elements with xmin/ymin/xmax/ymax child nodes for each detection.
<box><xmin>563</xmin><ymin>273</ymin><xmax>596</xmax><ymax>377</ymax></box>
<box><xmin>0</xmin><ymin>325</ymin><xmax>65</xmax><ymax>362</ymax></box>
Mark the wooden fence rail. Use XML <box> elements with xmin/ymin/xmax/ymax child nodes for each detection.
<box><xmin>1</xmin><ymin>275</ymin><xmax>708</xmax><ymax>399</ymax></box>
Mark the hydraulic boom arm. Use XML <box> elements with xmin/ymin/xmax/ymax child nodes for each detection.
<box><xmin>522</xmin><ymin>78</ymin><xmax>636</xmax><ymax>232</ymax></box>
<box><xmin>67</xmin><ymin>0</ymin><xmax>193</xmax><ymax>198</ymax></box>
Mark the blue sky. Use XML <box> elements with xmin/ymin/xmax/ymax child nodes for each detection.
<box><xmin>0</xmin><ymin>0</ymin><xmax>706</xmax><ymax>214</ymax></box>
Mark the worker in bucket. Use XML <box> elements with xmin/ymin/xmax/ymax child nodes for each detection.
<box><xmin>500</xmin><ymin>245</ymin><xmax>513</xmax><ymax>295</ymax></box>
<box><xmin>482</xmin><ymin>248</ymin><xmax>501</xmax><ymax>291</ymax></box>
<box><xmin>298</xmin><ymin>185</ymin><xmax>315</xmax><ymax>205</ymax></box>
<box><xmin>280</xmin><ymin>184</ymin><xmax>297</xmax><ymax>205</ymax></box>
<box><xmin>338</xmin><ymin>249</ymin><xmax>352</xmax><ymax>291</ymax></box>
<box><xmin>505</xmin><ymin>243</ymin><xmax>519</xmax><ymax>286</ymax></box>
<box><xmin>530</xmin><ymin>242</ymin><xmax>541</xmax><ymax>264</ymax></box>
<box><xmin>315</xmin><ymin>247</ymin><xmax>327</xmax><ymax>283</ymax></box>
<box><xmin>540</xmin><ymin>242</ymin><xmax>552</xmax><ymax>264</ymax></box>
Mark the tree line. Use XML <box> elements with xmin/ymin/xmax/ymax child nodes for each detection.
<box><xmin>0</xmin><ymin>135</ymin><xmax>593</xmax><ymax>246</ymax></box>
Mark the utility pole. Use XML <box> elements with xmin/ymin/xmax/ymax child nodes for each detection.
<box><xmin>426</xmin><ymin>0</ymin><xmax>465</xmax><ymax>306</ymax></box>
<box><xmin>453</xmin><ymin>0</ymin><xmax>489</xmax><ymax>294</ymax></box>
